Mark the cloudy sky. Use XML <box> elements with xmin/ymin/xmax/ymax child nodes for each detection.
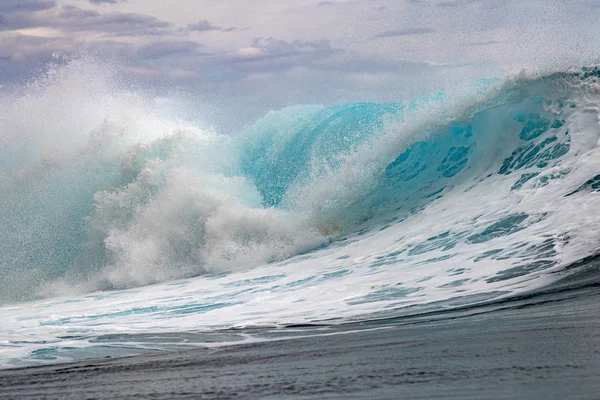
<box><xmin>1</xmin><ymin>0</ymin><xmax>599</xmax><ymax>129</ymax></box>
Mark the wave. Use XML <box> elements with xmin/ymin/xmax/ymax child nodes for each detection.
<box><xmin>2</xmin><ymin>60</ymin><xmax>600</xmax><ymax>307</ymax></box>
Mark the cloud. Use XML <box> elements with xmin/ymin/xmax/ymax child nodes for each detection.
<box><xmin>88</xmin><ymin>0</ymin><xmax>120</xmax><ymax>4</ymax></box>
<box><xmin>373</xmin><ymin>27</ymin><xmax>434</xmax><ymax>39</ymax></box>
<box><xmin>0</xmin><ymin>35</ymin><xmax>73</xmax><ymax>84</ymax></box>
<box><xmin>0</xmin><ymin>0</ymin><xmax>597</xmax><ymax>132</ymax></box>
<box><xmin>465</xmin><ymin>40</ymin><xmax>500</xmax><ymax>46</ymax></box>
<box><xmin>231</xmin><ymin>37</ymin><xmax>337</xmax><ymax>63</ymax></box>
<box><xmin>0</xmin><ymin>0</ymin><xmax>55</xmax><ymax>13</ymax></box>
<box><xmin>313</xmin><ymin>55</ymin><xmax>436</xmax><ymax>74</ymax></box>
<box><xmin>221</xmin><ymin>27</ymin><xmax>243</xmax><ymax>32</ymax></box>
<box><xmin>88</xmin><ymin>0</ymin><xmax>124</xmax><ymax>4</ymax></box>
<box><xmin>0</xmin><ymin>34</ymin><xmax>63</xmax><ymax>61</ymax></box>
<box><xmin>436</xmin><ymin>0</ymin><xmax>484</xmax><ymax>7</ymax></box>
<box><xmin>0</xmin><ymin>5</ymin><xmax>174</xmax><ymax>36</ymax></box>
<box><xmin>187</xmin><ymin>19</ymin><xmax>220</xmax><ymax>32</ymax></box>
<box><xmin>56</xmin><ymin>6</ymin><xmax>173</xmax><ymax>36</ymax></box>
<box><xmin>0</xmin><ymin>1</ymin><xmax>55</xmax><ymax>31</ymax></box>
<box><xmin>136</xmin><ymin>41</ymin><xmax>203</xmax><ymax>59</ymax></box>
<box><xmin>187</xmin><ymin>19</ymin><xmax>241</xmax><ymax>33</ymax></box>
<box><xmin>316</xmin><ymin>0</ymin><xmax>360</xmax><ymax>6</ymax></box>
<box><xmin>0</xmin><ymin>12</ymin><xmax>45</xmax><ymax>32</ymax></box>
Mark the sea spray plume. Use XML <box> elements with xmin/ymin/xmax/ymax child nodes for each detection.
<box><xmin>0</xmin><ymin>57</ymin><xmax>325</xmax><ymax>303</ymax></box>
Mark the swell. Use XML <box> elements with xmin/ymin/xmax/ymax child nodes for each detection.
<box><xmin>2</xmin><ymin>61</ymin><xmax>600</xmax><ymax>304</ymax></box>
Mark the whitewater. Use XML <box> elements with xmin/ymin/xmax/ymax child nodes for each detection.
<box><xmin>2</xmin><ymin>60</ymin><xmax>600</xmax><ymax>369</ymax></box>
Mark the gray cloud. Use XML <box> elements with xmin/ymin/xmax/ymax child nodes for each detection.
<box><xmin>231</xmin><ymin>37</ymin><xmax>337</xmax><ymax>63</ymax></box>
<box><xmin>0</xmin><ymin>5</ymin><xmax>174</xmax><ymax>36</ymax></box>
<box><xmin>436</xmin><ymin>0</ymin><xmax>485</xmax><ymax>7</ymax></box>
<box><xmin>136</xmin><ymin>41</ymin><xmax>203</xmax><ymax>59</ymax></box>
<box><xmin>88</xmin><ymin>0</ymin><xmax>124</xmax><ymax>4</ymax></box>
<box><xmin>0</xmin><ymin>0</ymin><xmax>55</xmax><ymax>13</ymax></box>
<box><xmin>187</xmin><ymin>19</ymin><xmax>220</xmax><ymax>32</ymax></box>
<box><xmin>0</xmin><ymin>0</ymin><xmax>597</xmax><ymax>132</ymax></box>
<box><xmin>465</xmin><ymin>40</ymin><xmax>500</xmax><ymax>46</ymax></box>
<box><xmin>57</xmin><ymin>6</ymin><xmax>173</xmax><ymax>36</ymax></box>
<box><xmin>187</xmin><ymin>19</ymin><xmax>241</xmax><ymax>33</ymax></box>
<box><xmin>0</xmin><ymin>12</ymin><xmax>44</xmax><ymax>32</ymax></box>
<box><xmin>221</xmin><ymin>27</ymin><xmax>243</xmax><ymax>32</ymax></box>
<box><xmin>0</xmin><ymin>1</ymin><xmax>55</xmax><ymax>31</ymax></box>
<box><xmin>373</xmin><ymin>27</ymin><xmax>434</xmax><ymax>39</ymax></box>
<box><xmin>314</xmin><ymin>55</ymin><xmax>435</xmax><ymax>74</ymax></box>
<box><xmin>0</xmin><ymin>35</ymin><xmax>72</xmax><ymax>85</ymax></box>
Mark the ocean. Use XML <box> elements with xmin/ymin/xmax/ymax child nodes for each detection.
<box><xmin>1</xmin><ymin>61</ymin><xmax>600</xmax><ymax>398</ymax></box>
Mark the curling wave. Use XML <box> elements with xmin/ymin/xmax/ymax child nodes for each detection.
<box><xmin>2</xmin><ymin>61</ymin><xmax>600</xmax><ymax>310</ymax></box>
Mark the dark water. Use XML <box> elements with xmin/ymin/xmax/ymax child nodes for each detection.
<box><xmin>1</xmin><ymin>262</ymin><xmax>600</xmax><ymax>399</ymax></box>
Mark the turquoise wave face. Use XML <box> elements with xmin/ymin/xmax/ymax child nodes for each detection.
<box><xmin>238</xmin><ymin>102</ymin><xmax>403</xmax><ymax>208</ymax></box>
<box><xmin>0</xmin><ymin>65</ymin><xmax>598</xmax><ymax>305</ymax></box>
<box><xmin>235</xmin><ymin>78</ymin><xmax>572</xmax><ymax>227</ymax></box>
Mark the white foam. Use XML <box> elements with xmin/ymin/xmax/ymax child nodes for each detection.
<box><xmin>3</xmin><ymin>60</ymin><xmax>600</xmax><ymax>368</ymax></box>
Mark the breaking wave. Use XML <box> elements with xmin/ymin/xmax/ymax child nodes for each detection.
<box><xmin>2</xmin><ymin>59</ymin><xmax>600</xmax><ymax>310</ymax></box>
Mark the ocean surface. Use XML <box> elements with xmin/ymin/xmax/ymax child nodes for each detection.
<box><xmin>2</xmin><ymin>61</ymin><xmax>600</xmax><ymax>397</ymax></box>
<box><xmin>2</xmin><ymin>266</ymin><xmax>600</xmax><ymax>399</ymax></box>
